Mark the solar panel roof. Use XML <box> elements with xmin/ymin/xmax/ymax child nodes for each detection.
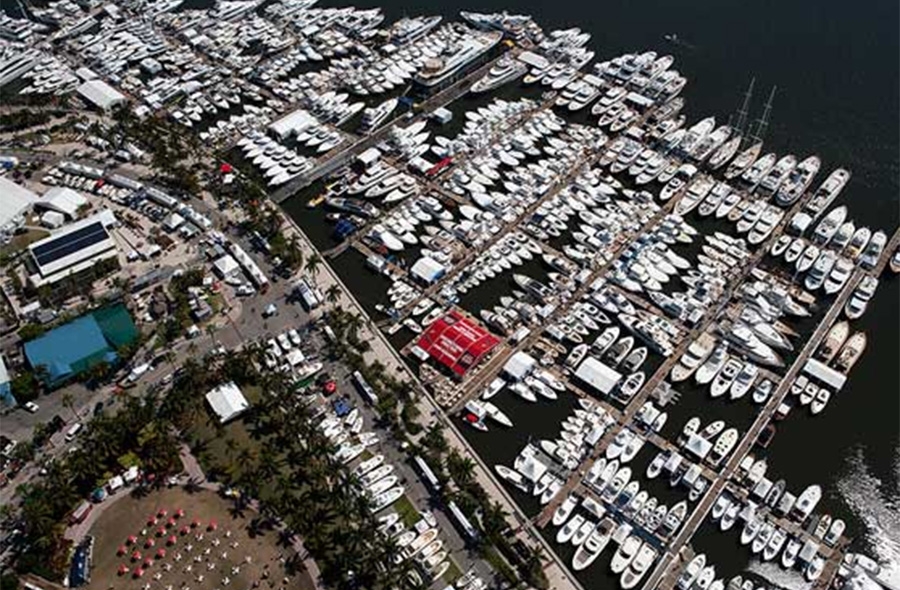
<box><xmin>31</xmin><ymin>221</ymin><xmax>109</xmax><ymax>268</ymax></box>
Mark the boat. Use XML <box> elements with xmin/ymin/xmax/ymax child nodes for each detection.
<box><xmin>620</xmin><ymin>544</ymin><xmax>657</xmax><ymax>589</ymax></box>
<box><xmin>781</xmin><ymin>537</ymin><xmax>801</xmax><ymax>568</ymax></box>
<box><xmin>677</xmin><ymin>554</ymin><xmax>706</xmax><ymax>589</ymax></box>
<box><xmin>370</xmin><ymin>486</ymin><xmax>404</xmax><ymax>512</ymax></box>
<box><xmin>709</xmin><ymin>428</ymin><xmax>739</xmax><ymax>465</ymax></box>
<box><xmin>763</xmin><ymin>527</ymin><xmax>787</xmax><ymax>561</ymax></box>
<box><xmin>572</xmin><ymin>517</ymin><xmax>615</xmax><ymax>571</ymax></box>
<box><xmin>695</xmin><ymin>342</ymin><xmax>728</xmax><ymax>385</ymax></box>
<box><xmin>619</xmin><ymin>371</ymin><xmax>646</xmax><ymax>399</ymax></box>
<box><xmin>610</xmin><ymin>535</ymin><xmax>641</xmax><ymax>574</ymax></box>
<box><xmin>724</xmin><ymin>142</ymin><xmax>762</xmax><ymax>179</ymax></box>
<box><xmin>816</xmin><ymin>321</ymin><xmax>849</xmax><ymax>363</ymax></box>
<box><xmin>495</xmin><ymin>465</ymin><xmax>528</xmax><ymax>492</ymax></box>
<box><xmin>729</xmin><ymin>363</ymin><xmax>758</xmax><ymax>399</ymax></box>
<box><xmin>552</xmin><ymin>494</ymin><xmax>578</xmax><ymax>527</ymax></box>
<box><xmin>793</xmin><ymin>484</ymin><xmax>822</xmax><ymax>522</ymax></box>
<box><xmin>556</xmin><ymin>513</ymin><xmax>585</xmax><ymax>544</ymax></box>
<box><xmin>710</xmin><ymin>358</ymin><xmax>742</xmax><ymax>397</ymax></box>
<box><xmin>825</xmin><ymin>518</ymin><xmax>846</xmax><ymax>546</ymax></box>
<box><xmin>835</xmin><ymin>331</ymin><xmax>866</xmax><ymax>373</ymax></box>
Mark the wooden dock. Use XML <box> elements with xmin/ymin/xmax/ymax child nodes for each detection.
<box><xmin>644</xmin><ymin>263</ymin><xmax>864</xmax><ymax>590</ymax></box>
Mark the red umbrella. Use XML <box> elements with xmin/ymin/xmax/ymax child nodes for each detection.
<box><xmin>117</xmin><ymin>545</ymin><xmax>127</xmax><ymax>556</ymax></box>
<box><xmin>190</xmin><ymin>518</ymin><xmax>201</xmax><ymax>528</ymax></box>
<box><xmin>131</xmin><ymin>550</ymin><xmax>142</xmax><ymax>562</ymax></box>
<box><xmin>143</xmin><ymin>558</ymin><xmax>154</xmax><ymax>568</ymax></box>
<box><xmin>144</xmin><ymin>538</ymin><xmax>155</xmax><ymax>549</ymax></box>
<box><xmin>157</xmin><ymin>509</ymin><xmax>168</xmax><ymax>518</ymax></box>
<box><xmin>127</xmin><ymin>535</ymin><xmax>138</xmax><ymax>545</ymax></box>
<box><xmin>175</xmin><ymin>508</ymin><xmax>185</xmax><ymax>518</ymax></box>
<box><xmin>118</xmin><ymin>564</ymin><xmax>130</xmax><ymax>576</ymax></box>
<box><xmin>133</xmin><ymin>568</ymin><xmax>144</xmax><ymax>578</ymax></box>
<box><xmin>207</xmin><ymin>520</ymin><xmax>218</xmax><ymax>532</ymax></box>
<box><xmin>220</xmin><ymin>163</ymin><xmax>233</xmax><ymax>174</ymax></box>
<box><xmin>157</xmin><ymin>527</ymin><xmax>167</xmax><ymax>537</ymax></box>
<box><xmin>167</xmin><ymin>535</ymin><xmax>178</xmax><ymax>546</ymax></box>
<box><xmin>156</xmin><ymin>548</ymin><xmax>166</xmax><ymax>559</ymax></box>
<box><xmin>147</xmin><ymin>516</ymin><xmax>158</xmax><ymax>526</ymax></box>
<box><xmin>167</xmin><ymin>517</ymin><xmax>177</xmax><ymax>527</ymax></box>
<box><xmin>180</xmin><ymin>526</ymin><xmax>190</xmax><ymax>535</ymax></box>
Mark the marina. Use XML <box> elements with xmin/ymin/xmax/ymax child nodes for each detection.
<box><xmin>266</xmin><ymin>10</ymin><xmax>898</xmax><ymax>587</ymax></box>
<box><xmin>268</xmin><ymin>10</ymin><xmax>898</xmax><ymax>590</ymax></box>
<box><xmin>3</xmin><ymin>0</ymin><xmax>896</xmax><ymax>589</ymax></box>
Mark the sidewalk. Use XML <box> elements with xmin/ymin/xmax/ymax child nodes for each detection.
<box><xmin>276</xmin><ymin>207</ymin><xmax>583</xmax><ymax>590</ymax></box>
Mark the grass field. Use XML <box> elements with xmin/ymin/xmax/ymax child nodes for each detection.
<box><xmin>86</xmin><ymin>487</ymin><xmax>315</xmax><ymax>590</ymax></box>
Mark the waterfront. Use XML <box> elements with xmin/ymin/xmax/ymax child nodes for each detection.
<box><xmin>278</xmin><ymin>0</ymin><xmax>900</xmax><ymax>586</ymax></box>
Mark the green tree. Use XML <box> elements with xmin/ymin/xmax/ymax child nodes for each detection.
<box><xmin>304</xmin><ymin>254</ymin><xmax>322</xmax><ymax>281</ymax></box>
<box><xmin>61</xmin><ymin>392</ymin><xmax>80</xmax><ymax>422</ymax></box>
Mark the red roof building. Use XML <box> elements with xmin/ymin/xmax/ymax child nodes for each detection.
<box><xmin>416</xmin><ymin>311</ymin><xmax>500</xmax><ymax>377</ymax></box>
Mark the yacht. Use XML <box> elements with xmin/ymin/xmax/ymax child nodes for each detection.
<box><xmin>805</xmin><ymin>168</ymin><xmax>851</xmax><ymax>219</ymax></box>
<box><xmin>610</xmin><ymin>535</ymin><xmax>642</xmax><ymax>574</ymax></box>
<box><xmin>572</xmin><ymin>518</ymin><xmax>615</xmax><ymax>571</ymax></box>
<box><xmin>471</xmin><ymin>54</ymin><xmax>528</xmax><ymax>93</ymax></box>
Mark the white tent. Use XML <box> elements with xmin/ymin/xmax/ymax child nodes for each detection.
<box><xmin>0</xmin><ymin>177</ymin><xmax>39</xmax><ymax>234</ymax></box>
<box><xmin>574</xmin><ymin>357</ymin><xmax>622</xmax><ymax>395</ymax></box>
<box><xmin>410</xmin><ymin>256</ymin><xmax>446</xmax><ymax>284</ymax></box>
<box><xmin>212</xmin><ymin>254</ymin><xmax>240</xmax><ymax>278</ymax></box>
<box><xmin>503</xmin><ymin>352</ymin><xmax>535</xmax><ymax>381</ymax></box>
<box><xmin>38</xmin><ymin>186</ymin><xmax>87</xmax><ymax>219</ymax></box>
<box><xmin>205</xmin><ymin>382</ymin><xmax>249</xmax><ymax>423</ymax></box>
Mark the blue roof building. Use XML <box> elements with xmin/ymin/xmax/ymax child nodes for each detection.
<box><xmin>24</xmin><ymin>304</ymin><xmax>137</xmax><ymax>387</ymax></box>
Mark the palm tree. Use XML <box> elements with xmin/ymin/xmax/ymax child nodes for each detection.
<box><xmin>304</xmin><ymin>254</ymin><xmax>322</xmax><ymax>282</ymax></box>
<box><xmin>61</xmin><ymin>392</ymin><xmax>80</xmax><ymax>421</ymax></box>
<box><xmin>447</xmin><ymin>450</ymin><xmax>476</xmax><ymax>488</ymax></box>
<box><xmin>325</xmin><ymin>284</ymin><xmax>341</xmax><ymax>309</ymax></box>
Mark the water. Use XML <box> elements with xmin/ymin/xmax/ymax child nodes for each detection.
<box><xmin>280</xmin><ymin>0</ymin><xmax>900</xmax><ymax>585</ymax></box>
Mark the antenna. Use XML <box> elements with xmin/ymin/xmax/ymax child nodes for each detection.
<box><xmin>750</xmin><ymin>85</ymin><xmax>776</xmax><ymax>144</ymax></box>
<box><xmin>733</xmin><ymin>77</ymin><xmax>755</xmax><ymax>138</ymax></box>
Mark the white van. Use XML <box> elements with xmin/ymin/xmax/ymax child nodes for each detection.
<box><xmin>65</xmin><ymin>423</ymin><xmax>83</xmax><ymax>442</ymax></box>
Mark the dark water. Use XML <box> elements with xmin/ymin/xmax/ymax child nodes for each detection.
<box><xmin>279</xmin><ymin>0</ymin><xmax>900</xmax><ymax>584</ymax></box>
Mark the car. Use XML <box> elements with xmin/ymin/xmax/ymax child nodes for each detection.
<box><xmin>276</xmin><ymin>333</ymin><xmax>292</xmax><ymax>352</ymax></box>
<box><xmin>263</xmin><ymin>355</ymin><xmax>277</xmax><ymax>370</ymax></box>
<box><xmin>64</xmin><ymin>423</ymin><xmax>82</xmax><ymax>443</ymax></box>
<box><xmin>263</xmin><ymin>303</ymin><xmax>278</xmax><ymax>317</ymax></box>
<box><xmin>288</xmin><ymin>329</ymin><xmax>301</xmax><ymax>346</ymax></box>
<box><xmin>266</xmin><ymin>339</ymin><xmax>282</xmax><ymax>357</ymax></box>
<box><xmin>23</xmin><ymin>401</ymin><xmax>39</xmax><ymax>413</ymax></box>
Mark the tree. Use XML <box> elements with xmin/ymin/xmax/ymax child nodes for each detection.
<box><xmin>325</xmin><ymin>284</ymin><xmax>341</xmax><ymax>309</ymax></box>
<box><xmin>447</xmin><ymin>449</ymin><xmax>476</xmax><ymax>488</ymax></box>
<box><xmin>10</xmin><ymin>372</ymin><xmax>40</xmax><ymax>403</ymax></box>
<box><xmin>61</xmin><ymin>392</ymin><xmax>80</xmax><ymax>421</ymax></box>
<box><xmin>304</xmin><ymin>254</ymin><xmax>322</xmax><ymax>281</ymax></box>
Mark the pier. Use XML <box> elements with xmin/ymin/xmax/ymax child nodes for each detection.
<box><xmin>643</xmin><ymin>263</ymin><xmax>864</xmax><ymax>590</ymax></box>
<box><xmin>270</xmin><ymin>48</ymin><xmax>522</xmax><ymax>203</ymax></box>
<box><xmin>536</xmin><ymin>180</ymin><xmax>816</xmax><ymax>530</ymax></box>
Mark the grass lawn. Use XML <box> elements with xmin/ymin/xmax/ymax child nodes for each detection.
<box><xmin>391</xmin><ymin>495</ymin><xmax>421</xmax><ymax>528</ymax></box>
<box><xmin>442</xmin><ymin>557</ymin><xmax>462</xmax><ymax>585</ymax></box>
<box><xmin>186</xmin><ymin>387</ymin><xmax>268</xmax><ymax>488</ymax></box>
<box><xmin>86</xmin><ymin>487</ymin><xmax>315</xmax><ymax>590</ymax></box>
<box><xmin>0</xmin><ymin>227</ymin><xmax>49</xmax><ymax>256</ymax></box>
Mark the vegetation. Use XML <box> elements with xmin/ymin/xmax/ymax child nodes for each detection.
<box><xmin>108</xmin><ymin>107</ymin><xmax>201</xmax><ymax>194</ymax></box>
<box><xmin>155</xmin><ymin>268</ymin><xmax>205</xmax><ymax>344</ymax></box>
<box><xmin>9</xmin><ymin>371</ymin><xmax>40</xmax><ymax>403</ymax></box>
<box><xmin>160</xmin><ymin>349</ymin><xmax>419</xmax><ymax>589</ymax></box>
<box><xmin>0</xmin><ymin>110</ymin><xmax>53</xmax><ymax>132</ymax></box>
<box><xmin>416</xmin><ymin>424</ymin><xmax>549</xmax><ymax>589</ymax></box>
<box><xmin>14</xmin><ymin>396</ymin><xmax>181</xmax><ymax>580</ymax></box>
